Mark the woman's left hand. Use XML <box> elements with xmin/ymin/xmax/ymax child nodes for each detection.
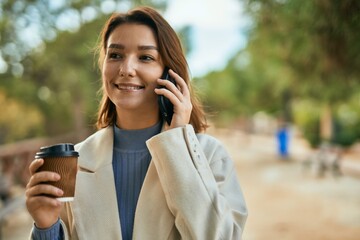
<box><xmin>155</xmin><ymin>69</ymin><xmax>192</xmax><ymax>130</ymax></box>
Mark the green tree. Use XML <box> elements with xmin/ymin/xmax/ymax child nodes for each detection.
<box><xmin>244</xmin><ymin>0</ymin><xmax>360</xmax><ymax>134</ymax></box>
<box><xmin>198</xmin><ymin>0</ymin><xmax>360</xmax><ymax>146</ymax></box>
<box><xmin>0</xmin><ymin>0</ymin><xmax>168</xmax><ymax>76</ymax></box>
<box><xmin>0</xmin><ymin>90</ymin><xmax>44</xmax><ymax>143</ymax></box>
<box><xmin>0</xmin><ymin>1</ymin><xmax>194</xmax><ymax>143</ymax></box>
<box><xmin>1</xmin><ymin>14</ymin><xmax>110</xmax><ymax>139</ymax></box>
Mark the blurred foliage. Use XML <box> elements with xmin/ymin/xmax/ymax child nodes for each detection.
<box><xmin>292</xmin><ymin>96</ymin><xmax>360</xmax><ymax>147</ymax></box>
<box><xmin>0</xmin><ymin>90</ymin><xmax>44</xmax><ymax>143</ymax></box>
<box><xmin>332</xmin><ymin>95</ymin><xmax>360</xmax><ymax>147</ymax></box>
<box><xmin>292</xmin><ymin>100</ymin><xmax>321</xmax><ymax>147</ymax></box>
<box><xmin>244</xmin><ymin>0</ymin><xmax>360</xmax><ymax>103</ymax></box>
<box><xmin>0</xmin><ymin>13</ymin><xmax>108</xmax><ymax>142</ymax></box>
<box><xmin>1</xmin><ymin>0</ymin><xmax>360</xmax><ymax>148</ymax></box>
<box><xmin>197</xmin><ymin>0</ymin><xmax>360</xmax><ymax>147</ymax></box>
<box><xmin>0</xmin><ymin>0</ymin><xmax>167</xmax><ymax>73</ymax></box>
<box><xmin>0</xmin><ymin>0</ymin><xmax>195</xmax><ymax>144</ymax></box>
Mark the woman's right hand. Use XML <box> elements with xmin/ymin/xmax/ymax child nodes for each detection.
<box><xmin>25</xmin><ymin>158</ymin><xmax>64</xmax><ymax>229</ymax></box>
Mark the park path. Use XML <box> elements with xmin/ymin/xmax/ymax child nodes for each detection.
<box><xmin>214</xmin><ymin>128</ymin><xmax>360</xmax><ymax>240</ymax></box>
<box><xmin>3</xmin><ymin>128</ymin><xmax>360</xmax><ymax>240</ymax></box>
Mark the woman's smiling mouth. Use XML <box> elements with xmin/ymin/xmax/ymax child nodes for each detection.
<box><xmin>114</xmin><ymin>83</ymin><xmax>145</xmax><ymax>91</ymax></box>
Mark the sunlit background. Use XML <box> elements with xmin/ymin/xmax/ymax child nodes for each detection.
<box><xmin>0</xmin><ymin>0</ymin><xmax>359</xmax><ymax>239</ymax></box>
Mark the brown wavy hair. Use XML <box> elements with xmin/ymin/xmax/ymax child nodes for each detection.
<box><xmin>95</xmin><ymin>6</ymin><xmax>208</xmax><ymax>133</ymax></box>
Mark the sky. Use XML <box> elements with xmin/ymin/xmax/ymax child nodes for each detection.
<box><xmin>164</xmin><ymin>0</ymin><xmax>250</xmax><ymax>77</ymax></box>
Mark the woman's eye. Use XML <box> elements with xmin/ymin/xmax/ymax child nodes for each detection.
<box><xmin>108</xmin><ymin>53</ymin><xmax>122</xmax><ymax>59</ymax></box>
<box><xmin>139</xmin><ymin>55</ymin><xmax>154</xmax><ymax>62</ymax></box>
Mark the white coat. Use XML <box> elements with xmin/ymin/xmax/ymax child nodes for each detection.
<box><xmin>32</xmin><ymin>125</ymin><xmax>247</xmax><ymax>239</ymax></box>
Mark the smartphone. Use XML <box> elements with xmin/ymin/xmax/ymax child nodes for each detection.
<box><xmin>158</xmin><ymin>67</ymin><xmax>176</xmax><ymax>125</ymax></box>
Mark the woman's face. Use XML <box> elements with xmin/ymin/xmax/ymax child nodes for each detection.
<box><xmin>102</xmin><ymin>23</ymin><xmax>164</xmax><ymax>119</ymax></box>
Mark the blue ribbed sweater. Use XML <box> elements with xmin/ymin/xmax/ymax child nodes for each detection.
<box><xmin>32</xmin><ymin>122</ymin><xmax>162</xmax><ymax>240</ymax></box>
<box><xmin>112</xmin><ymin>122</ymin><xmax>162</xmax><ymax>240</ymax></box>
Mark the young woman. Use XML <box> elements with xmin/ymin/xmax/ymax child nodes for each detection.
<box><xmin>26</xmin><ymin>6</ymin><xmax>247</xmax><ymax>240</ymax></box>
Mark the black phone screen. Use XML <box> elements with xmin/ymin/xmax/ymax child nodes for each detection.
<box><xmin>158</xmin><ymin>67</ymin><xmax>176</xmax><ymax>125</ymax></box>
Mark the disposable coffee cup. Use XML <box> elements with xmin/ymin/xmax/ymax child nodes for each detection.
<box><xmin>35</xmin><ymin>143</ymin><xmax>79</xmax><ymax>202</ymax></box>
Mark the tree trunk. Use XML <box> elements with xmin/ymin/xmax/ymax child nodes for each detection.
<box><xmin>320</xmin><ymin>103</ymin><xmax>332</xmax><ymax>142</ymax></box>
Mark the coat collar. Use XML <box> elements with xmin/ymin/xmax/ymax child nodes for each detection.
<box><xmin>75</xmin><ymin>126</ymin><xmax>114</xmax><ymax>172</ymax></box>
<box><xmin>73</xmin><ymin>127</ymin><xmax>122</xmax><ymax>240</ymax></box>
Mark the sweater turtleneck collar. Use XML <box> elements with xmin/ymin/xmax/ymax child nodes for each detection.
<box><xmin>113</xmin><ymin>121</ymin><xmax>162</xmax><ymax>151</ymax></box>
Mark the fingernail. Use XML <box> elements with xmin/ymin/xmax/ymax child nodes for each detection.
<box><xmin>56</xmin><ymin>200</ymin><xmax>62</xmax><ymax>207</ymax></box>
<box><xmin>54</xmin><ymin>173</ymin><xmax>61</xmax><ymax>180</ymax></box>
<box><xmin>58</xmin><ymin>189</ymin><xmax>64</xmax><ymax>195</ymax></box>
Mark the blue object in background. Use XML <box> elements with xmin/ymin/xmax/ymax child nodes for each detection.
<box><xmin>276</xmin><ymin>126</ymin><xmax>289</xmax><ymax>159</ymax></box>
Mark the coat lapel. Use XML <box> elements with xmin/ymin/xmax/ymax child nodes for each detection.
<box><xmin>71</xmin><ymin>125</ymin><xmax>175</xmax><ymax>239</ymax></box>
<box><xmin>73</xmin><ymin>127</ymin><xmax>122</xmax><ymax>240</ymax></box>
<box><xmin>132</xmin><ymin>157</ymin><xmax>175</xmax><ymax>239</ymax></box>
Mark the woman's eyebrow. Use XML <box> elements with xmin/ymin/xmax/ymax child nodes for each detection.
<box><xmin>108</xmin><ymin>43</ymin><xmax>158</xmax><ymax>51</ymax></box>
<box><xmin>138</xmin><ymin>45</ymin><xmax>158</xmax><ymax>51</ymax></box>
<box><xmin>108</xmin><ymin>43</ymin><xmax>124</xmax><ymax>49</ymax></box>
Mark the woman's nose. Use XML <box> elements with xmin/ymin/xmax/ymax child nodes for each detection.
<box><xmin>119</xmin><ymin>57</ymin><xmax>136</xmax><ymax>77</ymax></box>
